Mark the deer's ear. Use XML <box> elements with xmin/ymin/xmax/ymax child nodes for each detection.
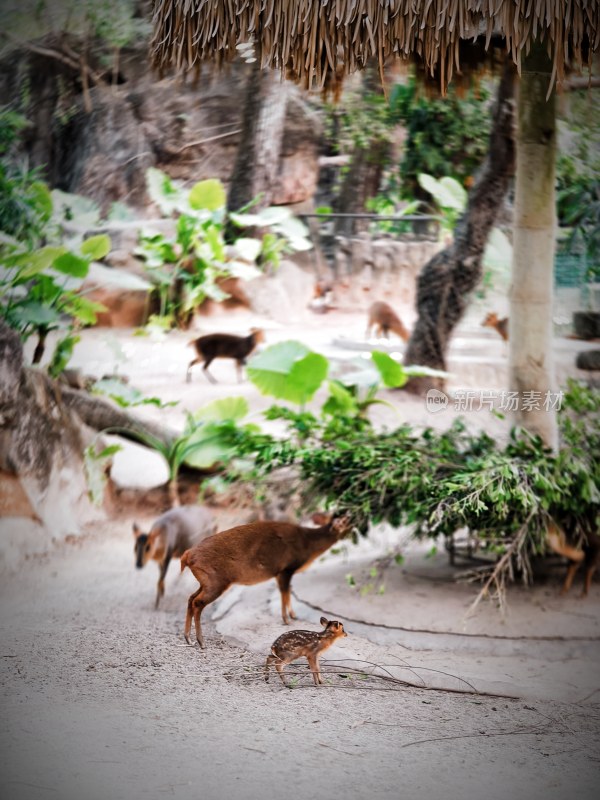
<box><xmin>312</xmin><ymin>511</ymin><xmax>332</xmax><ymax>525</ymax></box>
<box><xmin>320</xmin><ymin>616</ymin><xmax>329</xmax><ymax>627</ymax></box>
<box><xmin>132</xmin><ymin>522</ymin><xmax>141</xmax><ymax>538</ymax></box>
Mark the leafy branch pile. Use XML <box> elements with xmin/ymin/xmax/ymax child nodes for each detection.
<box><xmin>229</xmin><ymin>380</ymin><xmax>599</xmax><ymax>590</ymax></box>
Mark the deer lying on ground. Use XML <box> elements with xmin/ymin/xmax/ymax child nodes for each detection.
<box><xmin>264</xmin><ymin>616</ymin><xmax>348</xmax><ymax>686</ymax></box>
<box><xmin>179</xmin><ymin>512</ymin><xmax>353</xmax><ymax>648</ymax></box>
<box><xmin>133</xmin><ymin>505</ymin><xmax>217</xmax><ymax>608</ymax></box>
<box><xmin>186</xmin><ymin>328</ymin><xmax>265</xmax><ymax>383</ymax></box>
<box><xmin>481</xmin><ymin>312</ymin><xmax>509</xmax><ymax>341</ymax></box>
<box><xmin>547</xmin><ymin>521</ymin><xmax>600</xmax><ymax>597</ymax></box>
<box><xmin>366</xmin><ymin>301</ymin><xmax>410</xmax><ymax>342</ymax></box>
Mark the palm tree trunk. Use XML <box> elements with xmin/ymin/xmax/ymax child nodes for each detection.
<box><xmin>509</xmin><ymin>43</ymin><xmax>558</xmax><ymax>450</ymax></box>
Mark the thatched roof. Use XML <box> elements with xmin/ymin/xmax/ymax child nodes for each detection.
<box><xmin>150</xmin><ymin>1</ymin><xmax>600</xmax><ymax>94</ymax></box>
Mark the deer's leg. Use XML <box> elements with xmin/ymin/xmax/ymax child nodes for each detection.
<box><xmin>155</xmin><ymin>549</ymin><xmax>173</xmax><ymax>609</ymax></box>
<box><xmin>191</xmin><ymin>579</ymin><xmax>229</xmax><ymax>648</ymax></box>
<box><xmin>274</xmin><ymin>660</ymin><xmax>288</xmax><ymax>686</ymax></box>
<box><xmin>264</xmin><ymin>654</ymin><xmax>279</xmax><ymax>683</ymax></box>
<box><xmin>184</xmin><ymin>586</ymin><xmax>202</xmax><ymax>644</ymax></box>
<box><xmin>276</xmin><ymin>570</ymin><xmax>296</xmax><ymax>624</ymax></box>
<box><xmin>186</xmin><ymin>357</ymin><xmax>202</xmax><ymax>383</ymax></box>
<box><xmin>306</xmin><ymin>654</ymin><xmax>323</xmax><ymax>685</ymax></box>
<box><xmin>583</xmin><ymin>562</ymin><xmax>597</xmax><ymax>597</ymax></box>
<box><xmin>560</xmin><ymin>562</ymin><xmax>580</xmax><ymax>596</ymax></box>
<box><xmin>202</xmin><ymin>358</ymin><xmax>217</xmax><ymax>384</ymax></box>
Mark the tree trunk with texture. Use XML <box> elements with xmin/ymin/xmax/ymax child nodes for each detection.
<box><xmin>226</xmin><ymin>60</ymin><xmax>288</xmax><ymax>213</ymax></box>
<box><xmin>404</xmin><ymin>65</ymin><xmax>516</xmax><ymax>394</ymax></box>
<box><xmin>333</xmin><ymin>63</ymin><xmax>390</xmax><ymax>238</ymax></box>
<box><xmin>509</xmin><ymin>43</ymin><xmax>558</xmax><ymax>450</ymax></box>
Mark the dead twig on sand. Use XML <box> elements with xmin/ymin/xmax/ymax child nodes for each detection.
<box><xmin>464</xmin><ymin>514</ymin><xmax>534</xmax><ymax>619</ymax></box>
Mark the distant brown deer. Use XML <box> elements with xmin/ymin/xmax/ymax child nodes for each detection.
<box><xmin>186</xmin><ymin>328</ymin><xmax>265</xmax><ymax>383</ymax></box>
<box><xmin>366</xmin><ymin>301</ymin><xmax>409</xmax><ymax>342</ymax></box>
<box><xmin>133</xmin><ymin>505</ymin><xmax>217</xmax><ymax>608</ymax></box>
<box><xmin>546</xmin><ymin>521</ymin><xmax>599</xmax><ymax>597</ymax></box>
<box><xmin>481</xmin><ymin>312</ymin><xmax>509</xmax><ymax>341</ymax></box>
<box><xmin>179</xmin><ymin>512</ymin><xmax>353</xmax><ymax>647</ymax></box>
<box><xmin>264</xmin><ymin>617</ymin><xmax>348</xmax><ymax>686</ymax></box>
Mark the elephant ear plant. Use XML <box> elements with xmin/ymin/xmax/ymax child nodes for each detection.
<box><xmin>136</xmin><ymin>169</ymin><xmax>312</xmax><ymax>327</ymax></box>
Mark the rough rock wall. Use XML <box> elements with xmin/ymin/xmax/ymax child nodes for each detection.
<box><xmin>0</xmin><ymin>41</ymin><xmax>321</xmax><ymax>213</ymax></box>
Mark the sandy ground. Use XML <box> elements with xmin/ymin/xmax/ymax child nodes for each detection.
<box><xmin>2</xmin><ymin>309</ymin><xmax>600</xmax><ymax>800</ymax></box>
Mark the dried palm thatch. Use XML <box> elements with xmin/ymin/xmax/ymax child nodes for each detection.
<box><xmin>150</xmin><ymin>0</ymin><xmax>599</xmax><ymax>95</ymax></box>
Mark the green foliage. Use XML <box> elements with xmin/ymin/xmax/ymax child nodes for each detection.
<box><xmin>364</xmin><ymin>194</ymin><xmax>422</xmax><ymax>235</ymax></box>
<box><xmin>556</xmin><ymin>171</ymin><xmax>600</xmax><ymax>282</ymax></box>
<box><xmin>1</xmin><ymin>225</ymin><xmax>110</xmax><ymax>357</ymax></box>
<box><xmin>113</xmin><ymin>397</ymin><xmax>260</xmax><ymax>494</ymax></box>
<box><xmin>556</xmin><ymin>89</ymin><xmax>600</xmax><ymax>284</ymax></box>
<box><xmin>247</xmin><ymin>341</ymin><xmax>329</xmax><ymax>407</ymax></box>
<box><xmin>0</xmin><ymin>108</ymin><xmax>52</xmax><ymax>244</ymax></box>
<box><xmin>371</xmin><ymin>351</ymin><xmax>409</xmax><ymax>388</ymax></box>
<box><xmin>136</xmin><ymin>169</ymin><xmax>311</xmax><ymax>325</ymax></box>
<box><xmin>417</xmin><ymin>173</ymin><xmax>467</xmax><ymax>233</ymax></box>
<box><xmin>325</xmin><ymin>89</ymin><xmax>392</xmax><ymax>154</ymax></box>
<box><xmin>389</xmin><ymin>78</ymin><xmax>491</xmax><ymax>198</ymax></box>
<box><xmin>47</xmin><ymin>333</ymin><xmax>80</xmax><ymax>378</ymax></box>
<box><xmin>0</xmin><ymin>149</ymin><xmax>117</xmax><ymax>371</ymax></box>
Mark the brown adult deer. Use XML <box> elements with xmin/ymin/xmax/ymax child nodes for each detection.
<box><xmin>264</xmin><ymin>617</ymin><xmax>348</xmax><ymax>686</ymax></box>
<box><xmin>133</xmin><ymin>505</ymin><xmax>217</xmax><ymax>608</ymax></box>
<box><xmin>366</xmin><ymin>301</ymin><xmax>409</xmax><ymax>342</ymax></box>
<box><xmin>180</xmin><ymin>512</ymin><xmax>353</xmax><ymax>647</ymax></box>
<box><xmin>186</xmin><ymin>328</ymin><xmax>265</xmax><ymax>383</ymax></box>
<box><xmin>481</xmin><ymin>312</ymin><xmax>509</xmax><ymax>341</ymax></box>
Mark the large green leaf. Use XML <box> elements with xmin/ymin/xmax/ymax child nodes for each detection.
<box><xmin>225</xmin><ymin>260</ymin><xmax>262</xmax><ymax>281</ymax></box>
<box><xmin>247</xmin><ymin>340</ymin><xmax>328</xmax><ymax>405</ymax></box>
<box><xmin>203</xmin><ymin>224</ymin><xmax>226</xmax><ymax>261</ymax></box>
<box><xmin>188</xmin><ymin>179</ymin><xmax>226</xmax><ymax>211</ymax></box>
<box><xmin>371</xmin><ymin>351</ymin><xmax>409</xmax><ymax>388</ymax></box>
<box><xmin>439</xmin><ymin>176</ymin><xmax>468</xmax><ymax>210</ymax></box>
<box><xmin>81</xmin><ymin>234</ymin><xmax>111</xmax><ymax>260</ymax></box>
<box><xmin>52</xmin><ymin>251</ymin><xmax>90</xmax><ymax>278</ymax></box>
<box><xmin>193</xmin><ymin>396</ymin><xmax>249</xmax><ymax>423</ymax></box>
<box><xmin>254</xmin><ymin>206</ymin><xmax>291</xmax><ymax>225</ymax></box>
<box><xmin>181</xmin><ymin>425</ymin><xmax>235</xmax><ymax>469</ymax></box>
<box><xmin>9</xmin><ymin>301</ymin><xmax>62</xmax><ymax>328</ymax></box>
<box><xmin>273</xmin><ymin>216</ymin><xmax>309</xmax><ymax>239</ymax></box>
<box><xmin>233</xmin><ymin>237</ymin><xmax>262</xmax><ymax>263</ymax></box>
<box><xmin>12</xmin><ymin>246</ymin><xmax>67</xmax><ymax>279</ymax></box>
<box><xmin>418</xmin><ymin>173</ymin><xmax>466</xmax><ymax>211</ymax></box>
